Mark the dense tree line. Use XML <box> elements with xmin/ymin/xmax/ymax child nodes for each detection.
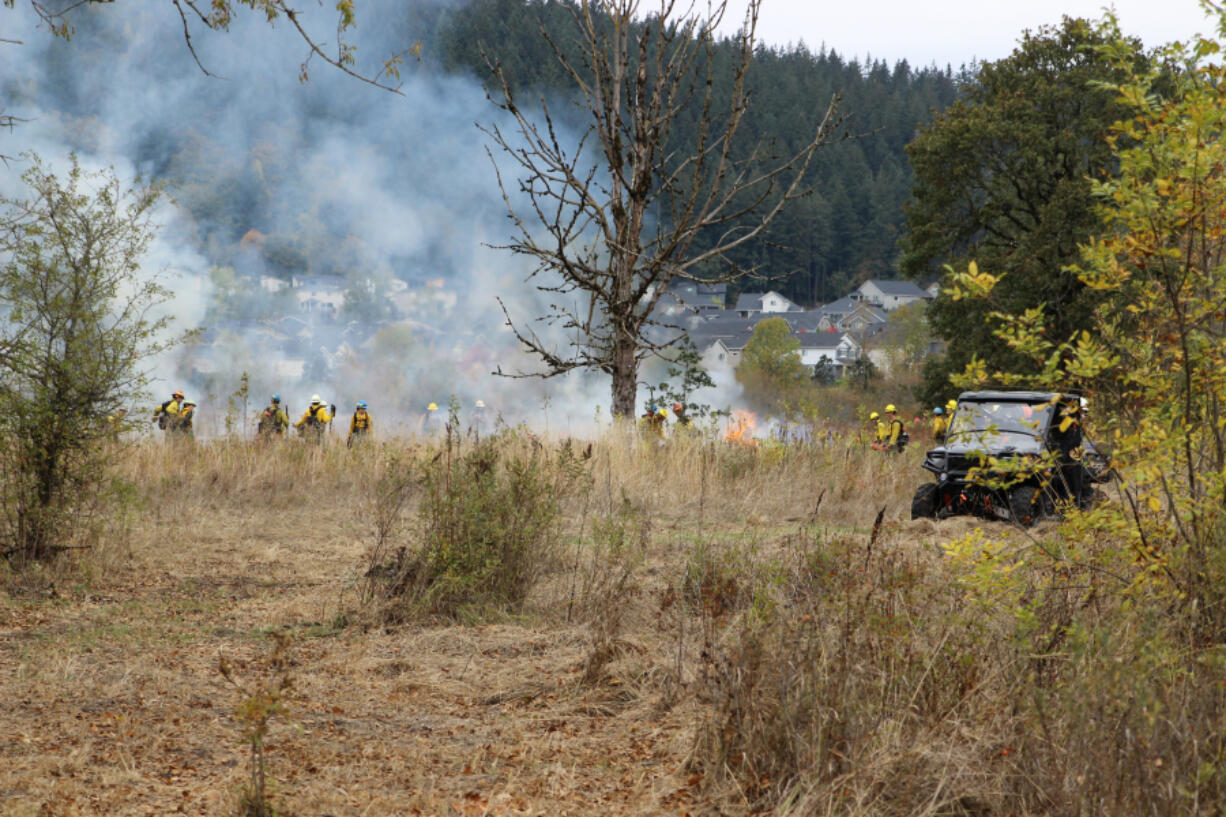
<box><xmin>900</xmin><ymin>18</ymin><xmax>1155</xmax><ymax>405</ymax></box>
<box><xmin>9</xmin><ymin>0</ymin><xmax>959</xmax><ymax>310</ymax></box>
<box><xmin>435</xmin><ymin>0</ymin><xmax>960</xmax><ymax>305</ymax></box>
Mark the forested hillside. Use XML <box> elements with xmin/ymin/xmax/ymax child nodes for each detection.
<box><xmin>5</xmin><ymin>0</ymin><xmax>959</xmax><ymax>318</ymax></box>
<box><xmin>435</xmin><ymin>0</ymin><xmax>961</xmax><ymax>305</ymax></box>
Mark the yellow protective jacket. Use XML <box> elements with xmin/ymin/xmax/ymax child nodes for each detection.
<box><xmin>177</xmin><ymin>406</ymin><xmax>195</xmax><ymax>434</ymax></box>
<box><xmin>295</xmin><ymin>405</ymin><xmax>332</xmax><ymax>432</ymax></box>
<box><xmin>258</xmin><ymin>404</ymin><xmax>290</xmax><ymax>436</ymax></box>
<box><xmin>153</xmin><ymin>398</ymin><xmax>181</xmax><ymax>429</ymax></box>
<box><xmin>349</xmin><ymin>409</ymin><xmax>372</xmax><ymax>439</ymax></box>
<box><xmin>873</xmin><ymin>420</ymin><xmax>887</xmax><ymax>443</ymax></box>
<box><xmin>932</xmin><ymin>415</ymin><xmax>949</xmax><ymax>440</ymax></box>
<box><xmin>888</xmin><ymin>417</ymin><xmax>904</xmax><ymax>447</ymax></box>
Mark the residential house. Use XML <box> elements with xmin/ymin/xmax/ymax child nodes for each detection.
<box><xmin>855</xmin><ymin>279</ymin><xmax>932</xmax><ymax>312</ymax></box>
<box><xmin>291</xmin><ymin>274</ymin><xmax>346</xmax><ymax>315</ymax></box>
<box><xmin>733</xmin><ymin>291</ymin><xmax>802</xmax><ymax>317</ymax></box>
<box><xmin>812</xmin><ymin>297</ymin><xmax>888</xmax><ymax>336</ymax></box>
<box><xmin>796</xmin><ymin>332</ymin><xmax>862</xmax><ymax>371</ymax></box>
<box><xmin>665</xmin><ymin>280</ymin><xmax>727</xmax><ymax>312</ymax></box>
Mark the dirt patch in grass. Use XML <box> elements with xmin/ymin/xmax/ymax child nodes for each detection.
<box><xmin>1</xmin><ymin>497</ymin><xmax>717</xmax><ymax>816</ymax></box>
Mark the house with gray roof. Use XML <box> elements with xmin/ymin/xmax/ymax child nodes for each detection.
<box><xmin>856</xmin><ymin>279</ymin><xmax>932</xmax><ymax>312</ymax></box>
<box><xmin>795</xmin><ymin>331</ymin><xmax>861</xmax><ymax>370</ymax></box>
<box><xmin>665</xmin><ymin>280</ymin><xmax>727</xmax><ymax>312</ymax></box>
<box><xmin>810</xmin><ymin>298</ymin><xmax>888</xmax><ymax>335</ymax></box>
<box><xmin>733</xmin><ymin>290</ymin><xmax>803</xmax><ymax>317</ymax></box>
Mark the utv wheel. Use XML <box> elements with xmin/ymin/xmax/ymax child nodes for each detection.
<box><xmin>911</xmin><ymin>482</ymin><xmax>940</xmax><ymax>520</ymax></box>
<box><xmin>1009</xmin><ymin>485</ymin><xmax>1043</xmax><ymax>527</ymax></box>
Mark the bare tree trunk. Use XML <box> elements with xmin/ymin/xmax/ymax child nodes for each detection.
<box><xmin>611</xmin><ymin>330</ymin><xmax>638</xmax><ymax>418</ymax></box>
<box><xmin>484</xmin><ymin>0</ymin><xmax>842</xmax><ymax>416</ymax></box>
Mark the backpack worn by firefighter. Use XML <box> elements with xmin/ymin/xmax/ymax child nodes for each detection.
<box><xmin>153</xmin><ymin>390</ymin><xmax>184</xmax><ymax>431</ymax></box>
<box><xmin>257</xmin><ymin>394</ymin><xmax>290</xmax><ymax>440</ymax></box>
<box><xmin>295</xmin><ymin>395</ymin><xmax>333</xmax><ymax>442</ymax></box>
<box><xmin>886</xmin><ymin>405</ymin><xmax>909</xmax><ymax>452</ymax></box>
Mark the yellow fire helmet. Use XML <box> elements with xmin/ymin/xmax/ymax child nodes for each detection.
<box><xmin>946</xmin><ymin>399</ymin><xmax>957</xmax><ymax>411</ymax></box>
<box><xmin>869</xmin><ymin>412</ymin><xmax>880</xmax><ymax>420</ymax></box>
<box><xmin>885</xmin><ymin>404</ymin><xmax>897</xmax><ymax>413</ymax></box>
<box><xmin>427</xmin><ymin>402</ymin><xmax>438</xmax><ymax>411</ymax></box>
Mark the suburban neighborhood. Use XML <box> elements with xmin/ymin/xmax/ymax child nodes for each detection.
<box><xmin>656</xmin><ymin>277</ymin><xmax>936</xmax><ymax>382</ymax></box>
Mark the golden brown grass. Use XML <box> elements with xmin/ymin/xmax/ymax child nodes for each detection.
<box><xmin>6</xmin><ymin>426</ymin><xmax>1206</xmax><ymax>817</ymax></box>
<box><xmin>2</xmin><ymin>426</ymin><xmax>923</xmax><ymax>817</ymax></box>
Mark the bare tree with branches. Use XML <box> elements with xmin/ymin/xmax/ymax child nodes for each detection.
<box><xmin>4</xmin><ymin>0</ymin><xmax>412</xmax><ymax>92</ymax></box>
<box><xmin>484</xmin><ymin>0</ymin><xmax>842</xmax><ymax>418</ymax></box>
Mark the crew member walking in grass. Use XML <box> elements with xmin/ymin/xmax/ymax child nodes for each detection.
<box><xmin>640</xmin><ymin>402</ymin><xmax>666</xmax><ymax>438</ymax></box>
<box><xmin>348</xmin><ymin>400</ymin><xmax>372</xmax><ymax>448</ymax></box>
<box><xmin>256</xmin><ymin>393</ymin><xmax>290</xmax><ymax>440</ymax></box>
<box><xmin>868</xmin><ymin>411</ymin><xmax>885</xmax><ymax>448</ymax></box>
<box><xmin>931</xmin><ymin>407</ymin><xmax>948</xmax><ymax>442</ymax></box>
<box><xmin>294</xmin><ymin>395</ymin><xmax>332</xmax><ymax>443</ymax></box>
<box><xmin>106</xmin><ymin>408</ymin><xmax>128</xmax><ymax>443</ymax></box>
<box><xmin>672</xmin><ymin>402</ymin><xmax>692</xmax><ymax>430</ymax></box>
<box><xmin>177</xmin><ymin>398</ymin><xmax>197</xmax><ymax>438</ymax></box>
<box><xmin>885</xmin><ymin>404</ymin><xmax>908</xmax><ymax>452</ymax></box>
<box><xmin>152</xmin><ymin>389</ymin><xmax>183</xmax><ymax>433</ymax></box>
<box><xmin>422</xmin><ymin>402</ymin><xmax>443</xmax><ymax>436</ymax></box>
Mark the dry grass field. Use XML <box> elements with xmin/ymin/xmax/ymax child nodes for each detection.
<box><xmin>0</xmin><ymin>428</ymin><xmax>940</xmax><ymax>817</ymax></box>
<box><xmin>3</xmin><ymin>427</ymin><xmax>1210</xmax><ymax>817</ymax></box>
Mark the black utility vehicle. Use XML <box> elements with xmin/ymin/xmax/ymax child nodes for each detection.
<box><xmin>910</xmin><ymin>391</ymin><xmax>1108</xmax><ymax>526</ymax></box>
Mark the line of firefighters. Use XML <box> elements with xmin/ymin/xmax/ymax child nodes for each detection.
<box><xmin>151</xmin><ymin>389</ymin><xmax>957</xmax><ymax>446</ymax></box>
<box><xmin>867</xmin><ymin>399</ymin><xmax>958</xmax><ymax>453</ymax></box>
<box><xmin>151</xmin><ymin>391</ymin><xmax>491</xmax><ymax>445</ymax></box>
<box><xmin>638</xmin><ymin>402</ymin><xmax>692</xmax><ymax>436</ymax></box>
<box><xmin>636</xmin><ymin>398</ymin><xmax>957</xmax><ymax>448</ymax></box>
<box><xmin>152</xmin><ymin>391</ymin><xmax>368</xmax><ymax>446</ymax></box>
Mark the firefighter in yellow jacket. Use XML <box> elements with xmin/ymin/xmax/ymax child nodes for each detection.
<box><xmin>177</xmin><ymin>398</ymin><xmax>197</xmax><ymax>437</ymax></box>
<box><xmin>348</xmin><ymin>400</ymin><xmax>373</xmax><ymax>447</ymax></box>
<box><xmin>294</xmin><ymin>395</ymin><xmax>332</xmax><ymax>442</ymax></box>
<box><xmin>885</xmin><ymin>404</ymin><xmax>907</xmax><ymax>452</ymax></box>
<box><xmin>868</xmin><ymin>411</ymin><xmax>886</xmax><ymax>447</ymax></box>
<box><xmin>931</xmin><ymin>407</ymin><xmax>948</xmax><ymax>442</ymax></box>
<box><xmin>153</xmin><ymin>389</ymin><xmax>183</xmax><ymax>432</ymax></box>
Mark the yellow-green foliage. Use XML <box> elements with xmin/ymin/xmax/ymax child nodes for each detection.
<box><xmin>943</xmin><ymin>11</ymin><xmax>1226</xmax><ymax>630</ymax></box>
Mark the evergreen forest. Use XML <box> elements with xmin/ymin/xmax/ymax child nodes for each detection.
<box><xmin>435</xmin><ymin>0</ymin><xmax>962</xmax><ymax>305</ymax></box>
<box><xmin>7</xmin><ymin>0</ymin><xmax>961</xmax><ymax>309</ymax></box>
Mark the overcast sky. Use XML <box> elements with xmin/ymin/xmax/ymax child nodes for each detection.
<box><xmin>722</xmin><ymin>0</ymin><xmax>1216</xmax><ymax>68</ymax></box>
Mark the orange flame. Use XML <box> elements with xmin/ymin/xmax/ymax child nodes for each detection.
<box><xmin>724</xmin><ymin>410</ymin><xmax>759</xmax><ymax>447</ymax></box>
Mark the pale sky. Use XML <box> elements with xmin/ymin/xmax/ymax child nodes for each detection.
<box><xmin>723</xmin><ymin>0</ymin><xmax>1216</xmax><ymax>68</ymax></box>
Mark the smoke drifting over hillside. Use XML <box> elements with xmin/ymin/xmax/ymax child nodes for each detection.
<box><xmin>1</xmin><ymin>0</ymin><xmax>694</xmax><ymax>436</ymax></box>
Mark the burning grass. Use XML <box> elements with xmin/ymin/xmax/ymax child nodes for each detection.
<box><xmin>3</xmin><ymin>424</ymin><xmax>1218</xmax><ymax>816</ymax></box>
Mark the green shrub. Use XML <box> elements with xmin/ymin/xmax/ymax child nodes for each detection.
<box><xmin>369</xmin><ymin>429</ymin><xmax>583</xmax><ymax>621</ymax></box>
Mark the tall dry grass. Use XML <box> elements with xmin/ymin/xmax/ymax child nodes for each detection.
<box><xmin>109</xmin><ymin>422</ymin><xmax>925</xmax><ymax>528</ymax></box>
<box><xmin>59</xmin><ymin>424</ymin><xmax>1223</xmax><ymax>817</ymax></box>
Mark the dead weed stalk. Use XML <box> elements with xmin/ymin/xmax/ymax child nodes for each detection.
<box><xmin>218</xmin><ymin>632</ymin><xmax>298</xmax><ymax>817</ymax></box>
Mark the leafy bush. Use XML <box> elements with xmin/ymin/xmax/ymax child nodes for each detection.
<box><xmin>367</xmin><ymin>429</ymin><xmax>585</xmax><ymax>620</ymax></box>
<box><xmin>0</xmin><ymin>156</ymin><xmax>177</xmax><ymax>568</ymax></box>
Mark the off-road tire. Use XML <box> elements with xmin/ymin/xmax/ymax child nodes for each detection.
<box><xmin>911</xmin><ymin>482</ymin><xmax>940</xmax><ymax>519</ymax></box>
<box><xmin>1009</xmin><ymin>484</ymin><xmax>1043</xmax><ymax>527</ymax></box>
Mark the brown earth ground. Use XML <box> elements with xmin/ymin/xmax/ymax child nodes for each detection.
<box><xmin>0</xmin><ymin>433</ymin><xmax>1020</xmax><ymax>817</ymax></box>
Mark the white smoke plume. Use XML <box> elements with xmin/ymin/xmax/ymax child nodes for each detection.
<box><xmin>1</xmin><ymin>0</ymin><xmax>730</xmax><ymax>437</ymax></box>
